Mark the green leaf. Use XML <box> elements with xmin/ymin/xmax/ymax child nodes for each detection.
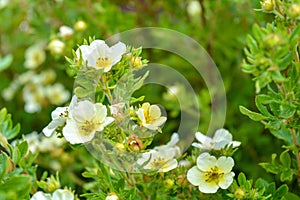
<box><xmin>0</xmin><ymin>175</ymin><xmax>31</xmax><ymax>199</ymax></box>
<box><xmin>270</xmin><ymin>125</ymin><xmax>293</xmax><ymax>145</ymax></box>
<box><xmin>259</xmin><ymin>162</ymin><xmax>279</xmax><ymax>174</ymax></box>
<box><xmin>0</xmin><ymin>108</ymin><xmax>20</xmax><ymax>140</ymax></box>
<box><xmin>284</xmin><ymin>192</ymin><xmax>300</xmax><ymax>200</ymax></box>
<box><xmin>237</xmin><ymin>173</ymin><xmax>247</xmax><ymax>186</ymax></box>
<box><xmin>279</xmin><ymin>103</ymin><xmax>296</xmax><ymax>119</ymax></box>
<box><xmin>273</xmin><ymin>184</ymin><xmax>288</xmax><ymax>199</ymax></box>
<box><xmin>255</xmin><ymin>95</ymin><xmax>274</xmax><ymax>118</ymax></box>
<box><xmin>239</xmin><ymin>106</ymin><xmax>269</xmax><ymax>121</ymax></box>
<box><xmin>0</xmin><ymin>54</ymin><xmax>13</xmax><ymax>72</ymax></box>
<box><xmin>279</xmin><ymin>150</ymin><xmax>291</xmax><ymax>168</ymax></box>
<box><xmin>0</xmin><ymin>153</ymin><xmax>10</xmax><ymax>181</ymax></box>
<box><xmin>280</xmin><ymin>170</ymin><xmax>293</xmax><ymax>182</ymax></box>
<box><xmin>17</xmin><ymin>141</ymin><xmax>28</xmax><ymax>159</ymax></box>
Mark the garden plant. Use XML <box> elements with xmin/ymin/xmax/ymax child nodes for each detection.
<box><xmin>0</xmin><ymin>0</ymin><xmax>300</xmax><ymax>199</ymax></box>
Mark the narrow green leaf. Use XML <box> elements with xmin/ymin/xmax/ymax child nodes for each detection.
<box><xmin>239</xmin><ymin>106</ymin><xmax>269</xmax><ymax>121</ymax></box>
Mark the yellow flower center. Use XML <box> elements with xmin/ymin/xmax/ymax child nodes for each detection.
<box><xmin>96</xmin><ymin>57</ymin><xmax>112</xmax><ymax>69</ymax></box>
<box><xmin>149</xmin><ymin>157</ymin><xmax>167</xmax><ymax>169</ymax></box>
<box><xmin>204</xmin><ymin>166</ymin><xmax>224</xmax><ymax>183</ymax></box>
<box><xmin>80</xmin><ymin>120</ymin><xmax>97</xmax><ymax>136</ymax></box>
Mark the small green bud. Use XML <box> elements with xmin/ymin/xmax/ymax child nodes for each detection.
<box><xmin>260</xmin><ymin>0</ymin><xmax>275</xmax><ymax>12</ymax></box>
<box><xmin>114</xmin><ymin>143</ymin><xmax>125</xmax><ymax>153</ymax></box>
<box><xmin>288</xmin><ymin>4</ymin><xmax>300</xmax><ymax>19</ymax></box>
<box><xmin>263</xmin><ymin>34</ymin><xmax>281</xmax><ymax>48</ymax></box>
<box><xmin>163</xmin><ymin>179</ymin><xmax>174</xmax><ymax>190</ymax></box>
<box><xmin>37</xmin><ymin>174</ymin><xmax>61</xmax><ymax>193</ymax></box>
<box><xmin>234</xmin><ymin>188</ymin><xmax>245</xmax><ymax>199</ymax></box>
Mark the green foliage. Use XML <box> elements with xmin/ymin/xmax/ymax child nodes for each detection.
<box><xmin>0</xmin><ymin>108</ymin><xmax>20</xmax><ymax>140</ymax></box>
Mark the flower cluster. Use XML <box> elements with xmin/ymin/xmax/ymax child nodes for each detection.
<box><xmin>2</xmin><ymin>69</ymin><xmax>70</xmax><ymax>113</ymax></box>
<box><xmin>187</xmin><ymin>129</ymin><xmax>240</xmax><ymax>194</ymax></box>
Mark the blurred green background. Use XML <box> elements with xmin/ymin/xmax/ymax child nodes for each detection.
<box><xmin>0</xmin><ymin>0</ymin><xmax>285</xmax><ymax>187</ymax></box>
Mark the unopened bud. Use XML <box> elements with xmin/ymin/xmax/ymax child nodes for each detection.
<box><xmin>163</xmin><ymin>179</ymin><xmax>174</xmax><ymax>190</ymax></box>
<box><xmin>234</xmin><ymin>188</ymin><xmax>245</xmax><ymax>199</ymax></box>
<box><xmin>263</xmin><ymin>34</ymin><xmax>281</xmax><ymax>48</ymax></box>
<box><xmin>260</xmin><ymin>0</ymin><xmax>274</xmax><ymax>12</ymax></box>
<box><xmin>48</xmin><ymin>39</ymin><xmax>65</xmax><ymax>55</ymax></box>
<box><xmin>127</xmin><ymin>135</ymin><xmax>143</xmax><ymax>152</ymax></box>
<box><xmin>74</xmin><ymin>20</ymin><xmax>87</xmax><ymax>32</ymax></box>
<box><xmin>177</xmin><ymin>174</ymin><xmax>188</xmax><ymax>186</ymax></box>
<box><xmin>289</xmin><ymin>4</ymin><xmax>300</xmax><ymax>19</ymax></box>
<box><xmin>105</xmin><ymin>192</ymin><xmax>119</xmax><ymax>200</ymax></box>
<box><xmin>114</xmin><ymin>143</ymin><xmax>125</xmax><ymax>153</ymax></box>
<box><xmin>130</xmin><ymin>56</ymin><xmax>142</xmax><ymax>68</ymax></box>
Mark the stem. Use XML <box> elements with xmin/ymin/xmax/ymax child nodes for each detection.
<box><xmin>290</xmin><ymin>127</ymin><xmax>300</xmax><ymax>185</ymax></box>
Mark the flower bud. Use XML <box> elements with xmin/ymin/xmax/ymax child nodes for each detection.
<box><xmin>288</xmin><ymin>4</ymin><xmax>300</xmax><ymax>19</ymax></box>
<box><xmin>114</xmin><ymin>143</ymin><xmax>126</xmax><ymax>153</ymax></box>
<box><xmin>163</xmin><ymin>179</ymin><xmax>174</xmax><ymax>190</ymax></box>
<box><xmin>263</xmin><ymin>33</ymin><xmax>281</xmax><ymax>48</ymax></box>
<box><xmin>37</xmin><ymin>174</ymin><xmax>61</xmax><ymax>193</ymax></box>
<box><xmin>187</xmin><ymin>1</ymin><xmax>201</xmax><ymax>17</ymax></box>
<box><xmin>48</xmin><ymin>39</ymin><xmax>65</xmax><ymax>55</ymax></box>
<box><xmin>260</xmin><ymin>0</ymin><xmax>274</xmax><ymax>12</ymax></box>
<box><xmin>105</xmin><ymin>192</ymin><xmax>119</xmax><ymax>200</ymax></box>
<box><xmin>130</xmin><ymin>56</ymin><xmax>142</xmax><ymax>68</ymax></box>
<box><xmin>177</xmin><ymin>174</ymin><xmax>188</xmax><ymax>186</ymax></box>
<box><xmin>127</xmin><ymin>135</ymin><xmax>143</xmax><ymax>152</ymax></box>
<box><xmin>234</xmin><ymin>188</ymin><xmax>245</xmax><ymax>199</ymax></box>
<box><xmin>59</xmin><ymin>25</ymin><xmax>73</xmax><ymax>39</ymax></box>
<box><xmin>74</xmin><ymin>20</ymin><xmax>87</xmax><ymax>32</ymax></box>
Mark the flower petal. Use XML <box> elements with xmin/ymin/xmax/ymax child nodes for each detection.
<box><xmin>136</xmin><ymin>108</ymin><xmax>146</xmax><ymax>123</ymax></box>
<box><xmin>52</xmin><ymin>189</ymin><xmax>74</xmax><ymax>200</ymax></box>
<box><xmin>218</xmin><ymin>172</ymin><xmax>234</xmax><ymax>189</ymax></box>
<box><xmin>42</xmin><ymin>118</ymin><xmax>66</xmax><ymax>137</ymax></box>
<box><xmin>167</xmin><ymin>133</ymin><xmax>179</xmax><ymax>146</ymax></box>
<box><xmin>63</xmin><ymin>119</ymin><xmax>95</xmax><ymax>144</ymax></box>
<box><xmin>197</xmin><ymin>153</ymin><xmax>217</xmax><ymax>171</ymax></box>
<box><xmin>195</xmin><ymin>132</ymin><xmax>212</xmax><ymax>144</ymax></box>
<box><xmin>187</xmin><ymin>166</ymin><xmax>203</xmax><ymax>186</ymax></box>
<box><xmin>213</xmin><ymin>129</ymin><xmax>232</xmax><ymax>143</ymax></box>
<box><xmin>216</xmin><ymin>156</ymin><xmax>234</xmax><ymax>173</ymax></box>
<box><xmin>151</xmin><ymin>117</ymin><xmax>167</xmax><ymax>127</ymax></box>
<box><xmin>51</xmin><ymin>107</ymin><xmax>67</xmax><ymax>119</ymax></box>
<box><xmin>198</xmin><ymin>181</ymin><xmax>219</xmax><ymax>194</ymax></box>
<box><xmin>159</xmin><ymin>158</ymin><xmax>178</xmax><ymax>172</ymax></box>
<box><xmin>30</xmin><ymin>191</ymin><xmax>52</xmax><ymax>200</ymax></box>
<box><xmin>110</xmin><ymin>42</ymin><xmax>126</xmax><ymax>65</ymax></box>
<box><xmin>149</xmin><ymin>105</ymin><xmax>161</xmax><ymax>120</ymax></box>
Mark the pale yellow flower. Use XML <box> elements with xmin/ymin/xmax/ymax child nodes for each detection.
<box><xmin>136</xmin><ymin>102</ymin><xmax>167</xmax><ymax>131</ymax></box>
<box><xmin>187</xmin><ymin>153</ymin><xmax>235</xmax><ymax>193</ymax></box>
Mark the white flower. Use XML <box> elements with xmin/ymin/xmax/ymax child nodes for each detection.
<box><xmin>59</xmin><ymin>25</ymin><xmax>73</xmax><ymax>39</ymax></box>
<box><xmin>23</xmin><ymin>84</ymin><xmax>46</xmax><ymax>113</ymax></box>
<box><xmin>192</xmin><ymin>128</ymin><xmax>241</xmax><ymax>151</ymax></box>
<box><xmin>31</xmin><ymin>189</ymin><xmax>74</xmax><ymax>200</ymax></box>
<box><xmin>137</xmin><ymin>148</ymin><xmax>178</xmax><ymax>173</ymax></box>
<box><xmin>154</xmin><ymin>132</ymin><xmax>181</xmax><ymax>157</ymax></box>
<box><xmin>31</xmin><ymin>191</ymin><xmax>52</xmax><ymax>200</ymax></box>
<box><xmin>45</xmin><ymin>83</ymin><xmax>70</xmax><ymax>105</ymax></box>
<box><xmin>39</xmin><ymin>135</ymin><xmax>66</xmax><ymax>153</ymax></box>
<box><xmin>52</xmin><ymin>189</ymin><xmax>74</xmax><ymax>200</ymax></box>
<box><xmin>24</xmin><ymin>44</ymin><xmax>46</xmax><ymax>69</ymax></box>
<box><xmin>109</xmin><ymin>103</ymin><xmax>125</xmax><ymax>117</ymax></box>
<box><xmin>48</xmin><ymin>39</ymin><xmax>65</xmax><ymax>55</ymax></box>
<box><xmin>42</xmin><ymin>95</ymin><xmax>77</xmax><ymax>137</ymax></box>
<box><xmin>105</xmin><ymin>193</ymin><xmax>119</xmax><ymax>200</ymax></box>
<box><xmin>0</xmin><ymin>0</ymin><xmax>8</xmax><ymax>9</ymax></box>
<box><xmin>62</xmin><ymin>98</ymin><xmax>114</xmax><ymax>144</ymax></box>
<box><xmin>187</xmin><ymin>1</ymin><xmax>202</xmax><ymax>17</ymax></box>
<box><xmin>136</xmin><ymin>102</ymin><xmax>167</xmax><ymax>131</ymax></box>
<box><xmin>76</xmin><ymin>39</ymin><xmax>126</xmax><ymax>72</ymax></box>
<box><xmin>187</xmin><ymin>153</ymin><xmax>235</xmax><ymax>194</ymax></box>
